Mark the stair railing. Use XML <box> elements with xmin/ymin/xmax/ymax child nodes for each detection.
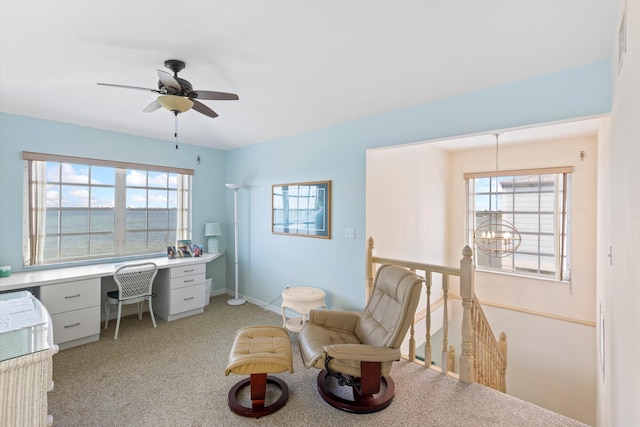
<box><xmin>366</xmin><ymin>237</ymin><xmax>507</xmax><ymax>392</ymax></box>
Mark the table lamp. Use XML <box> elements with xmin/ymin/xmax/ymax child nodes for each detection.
<box><xmin>204</xmin><ymin>222</ymin><xmax>222</xmax><ymax>254</ymax></box>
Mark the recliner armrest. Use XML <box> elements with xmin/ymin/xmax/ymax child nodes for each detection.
<box><xmin>308</xmin><ymin>309</ymin><xmax>360</xmax><ymax>332</ymax></box>
<box><xmin>323</xmin><ymin>344</ymin><xmax>401</xmax><ymax>363</ymax></box>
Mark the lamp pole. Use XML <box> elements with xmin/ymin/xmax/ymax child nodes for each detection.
<box><xmin>226</xmin><ymin>183</ymin><xmax>246</xmax><ymax>306</ymax></box>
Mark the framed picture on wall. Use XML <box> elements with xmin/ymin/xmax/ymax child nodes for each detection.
<box><xmin>272</xmin><ymin>180</ymin><xmax>331</xmax><ymax>239</ymax></box>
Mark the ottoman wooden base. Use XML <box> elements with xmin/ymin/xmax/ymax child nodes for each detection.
<box><xmin>227</xmin><ymin>373</ymin><xmax>289</xmax><ymax>418</ymax></box>
<box><xmin>225</xmin><ymin>326</ymin><xmax>293</xmax><ymax>418</ymax></box>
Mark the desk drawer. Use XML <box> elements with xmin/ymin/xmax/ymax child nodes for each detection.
<box><xmin>50</xmin><ymin>306</ymin><xmax>100</xmax><ymax>344</ymax></box>
<box><xmin>41</xmin><ymin>278</ymin><xmax>100</xmax><ymax>315</ymax></box>
<box><xmin>169</xmin><ymin>284</ymin><xmax>205</xmax><ymax>314</ymax></box>
<box><xmin>170</xmin><ymin>263</ymin><xmax>205</xmax><ymax>279</ymax></box>
<box><xmin>170</xmin><ymin>274</ymin><xmax>205</xmax><ymax>290</ymax></box>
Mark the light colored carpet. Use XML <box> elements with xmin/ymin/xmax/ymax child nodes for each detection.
<box><xmin>48</xmin><ymin>295</ymin><xmax>587</xmax><ymax>426</ymax></box>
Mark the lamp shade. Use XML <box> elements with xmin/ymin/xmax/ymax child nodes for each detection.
<box><xmin>204</xmin><ymin>222</ymin><xmax>222</xmax><ymax>236</ymax></box>
<box><xmin>157</xmin><ymin>95</ymin><xmax>194</xmax><ymax>113</ymax></box>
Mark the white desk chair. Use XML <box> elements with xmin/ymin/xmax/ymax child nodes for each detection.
<box><xmin>104</xmin><ymin>262</ymin><xmax>158</xmax><ymax>339</ymax></box>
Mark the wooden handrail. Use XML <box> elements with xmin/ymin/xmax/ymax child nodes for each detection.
<box><xmin>366</xmin><ymin>237</ymin><xmax>508</xmax><ymax>393</ymax></box>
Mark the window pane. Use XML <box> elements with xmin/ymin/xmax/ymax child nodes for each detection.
<box><xmin>90</xmin><ymin>166</ymin><xmax>115</xmax><ymax>185</ymax></box>
<box><xmin>45</xmin><ymin>210</ymin><xmax>59</xmax><ymax>234</ymax></box>
<box><xmin>540</xmin><ymin>234</ymin><xmax>555</xmax><ymax>255</ymax></box>
<box><xmin>60</xmin><ymin>235</ymin><xmax>89</xmax><ymax>258</ymax></box>
<box><xmin>168</xmin><ymin>190</ymin><xmax>177</xmax><ymax>209</ymax></box>
<box><xmin>167</xmin><ymin>229</ymin><xmax>176</xmax><ymax>246</ymax></box>
<box><xmin>148</xmin><ymin>231</ymin><xmax>168</xmax><ymax>252</ymax></box>
<box><xmin>513</xmin><ymin>253</ymin><xmax>539</xmax><ymax>272</ymax></box>
<box><xmin>126</xmin><ymin>188</ymin><xmax>147</xmax><ymax>209</ymax></box>
<box><xmin>515</xmin><ymin>214</ymin><xmax>540</xmax><ymax>233</ymax></box>
<box><xmin>148</xmin><ymin>210</ymin><xmax>168</xmax><ymax>229</ymax></box>
<box><xmin>148</xmin><ymin>190</ymin><xmax>167</xmax><ymax>208</ymax></box>
<box><xmin>91</xmin><ymin>187</ymin><xmax>115</xmax><ymax>208</ymax></box>
<box><xmin>126</xmin><ymin>169</ymin><xmax>147</xmax><ymax>186</ymax></box>
<box><xmin>61</xmin><ymin>210</ymin><xmax>89</xmax><ymax>233</ymax></box>
<box><xmin>46</xmin><ymin>162</ymin><xmax>60</xmax><ymax>182</ymax></box>
<box><xmin>514</xmin><ymin>193</ymin><xmax>539</xmax><ymax>211</ymax></box>
<box><xmin>539</xmin><ymin>254</ymin><xmax>556</xmax><ymax>275</ymax></box>
<box><xmin>126</xmin><ymin>231</ymin><xmax>147</xmax><ymax>253</ymax></box>
<box><xmin>46</xmin><ymin>185</ymin><xmax>60</xmax><ymax>208</ymax></box>
<box><xmin>61</xmin><ymin>163</ymin><xmax>89</xmax><ymax>184</ymax></box>
<box><xmin>91</xmin><ymin>233</ymin><xmax>115</xmax><ymax>255</ymax></box>
<box><xmin>61</xmin><ymin>185</ymin><xmax>89</xmax><ymax>207</ymax></box>
<box><xmin>43</xmin><ymin>236</ymin><xmax>59</xmax><ymax>261</ymax></box>
<box><xmin>168</xmin><ymin>173</ymin><xmax>178</xmax><ymax>189</ymax></box>
<box><xmin>91</xmin><ymin>210</ymin><xmax>114</xmax><ymax>232</ymax></box>
<box><xmin>126</xmin><ymin>210</ymin><xmax>146</xmax><ymax>230</ymax></box>
<box><xmin>518</xmin><ymin>233</ymin><xmax>539</xmax><ymax>253</ymax></box>
<box><xmin>148</xmin><ymin>171</ymin><xmax>167</xmax><ymax>188</ymax></box>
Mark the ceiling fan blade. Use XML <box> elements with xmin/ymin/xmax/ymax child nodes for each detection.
<box><xmin>192</xmin><ymin>100</ymin><xmax>218</xmax><ymax>118</ymax></box>
<box><xmin>157</xmin><ymin>70</ymin><xmax>181</xmax><ymax>90</ymax></box>
<box><xmin>97</xmin><ymin>83</ymin><xmax>159</xmax><ymax>93</ymax></box>
<box><xmin>192</xmin><ymin>90</ymin><xmax>239</xmax><ymax>101</ymax></box>
<box><xmin>143</xmin><ymin>99</ymin><xmax>161</xmax><ymax>113</ymax></box>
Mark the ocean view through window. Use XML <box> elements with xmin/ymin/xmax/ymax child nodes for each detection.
<box><xmin>22</xmin><ymin>152</ymin><xmax>193</xmax><ymax>266</ymax></box>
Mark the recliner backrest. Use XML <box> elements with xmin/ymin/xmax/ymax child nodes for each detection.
<box><xmin>355</xmin><ymin>265</ymin><xmax>423</xmax><ymax>349</ymax></box>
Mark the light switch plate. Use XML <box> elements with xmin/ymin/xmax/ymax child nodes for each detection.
<box><xmin>345</xmin><ymin>227</ymin><xmax>356</xmax><ymax>238</ymax></box>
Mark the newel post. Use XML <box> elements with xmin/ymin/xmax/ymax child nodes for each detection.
<box><xmin>459</xmin><ymin>245</ymin><xmax>475</xmax><ymax>384</ymax></box>
<box><xmin>366</xmin><ymin>237</ymin><xmax>375</xmax><ymax>301</ymax></box>
<box><xmin>499</xmin><ymin>331</ymin><xmax>508</xmax><ymax>393</ymax></box>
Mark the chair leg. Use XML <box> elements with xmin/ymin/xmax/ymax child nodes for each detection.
<box><xmin>114</xmin><ymin>303</ymin><xmax>122</xmax><ymax>339</ymax></box>
<box><xmin>104</xmin><ymin>302</ymin><xmax>110</xmax><ymax>329</ymax></box>
<box><xmin>137</xmin><ymin>302</ymin><xmax>142</xmax><ymax>320</ymax></box>
<box><xmin>148</xmin><ymin>297</ymin><xmax>157</xmax><ymax>328</ymax></box>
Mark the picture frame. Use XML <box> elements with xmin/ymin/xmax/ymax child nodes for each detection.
<box><xmin>272</xmin><ymin>180</ymin><xmax>331</xmax><ymax>238</ymax></box>
<box><xmin>167</xmin><ymin>246</ymin><xmax>177</xmax><ymax>259</ymax></box>
<box><xmin>177</xmin><ymin>239</ymin><xmax>193</xmax><ymax>257</ymax></box>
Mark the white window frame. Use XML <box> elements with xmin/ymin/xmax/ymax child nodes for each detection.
<box><xmin>465</xmin><ymin>166</ymin><xmax>572</xmax><ymax>282</ymax></box>
<box><xmin>22</xmin><ymin>152</ymin><xmax>193</xmax><ymax>266</ymax></box>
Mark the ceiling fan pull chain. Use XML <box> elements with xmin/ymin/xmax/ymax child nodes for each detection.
<box><xmin>174</xmin><ymin>111</ymin><xmax>179</xmax><ymax>149</ymax></box>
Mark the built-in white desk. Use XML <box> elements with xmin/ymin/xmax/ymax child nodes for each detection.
<box><xmin>0</xmin><ymin>253</ymin><xmax>223</xmax><ymax>349</ymax></box>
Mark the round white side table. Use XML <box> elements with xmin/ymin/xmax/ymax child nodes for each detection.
<box><xmin>281</xmin><ymin>286</ymin><xmax>326</xmax><ymax>332</ymax></box>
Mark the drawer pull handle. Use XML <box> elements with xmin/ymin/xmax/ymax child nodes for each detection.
<box><xmin>183</xmin><ymin>268</ymin><xmax>195</xmax><ymax>273</ymax></box>
<box><xmin>183</xmin><ymin>279</ymin><xmax>195</xmax><ymax>283</ymax></box>
<box><xmin>184</xmin><ymin>296</ymin><xmax>194</xmax><ymax>301</ymax></box>
<box><xmin>64</xmin><ymin>294</ymin><xmax>81</xmax><ymax>299</ymax></box>
<box><xmin>64</xmin><ymin>323</ymin><xmax>80</xmax><ymax>329</ymax></box>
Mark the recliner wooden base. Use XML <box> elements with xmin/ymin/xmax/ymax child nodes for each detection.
<box><xmin>316</xmin><ymin>369</ymin><xmax>395</xmax><ymax>414</ymax></box>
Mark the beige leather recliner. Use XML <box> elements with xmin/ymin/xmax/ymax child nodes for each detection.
<box><xmin>298</xmin><ymin>264</ymin><xmax>423</xmax><ymax>413</ymax></box>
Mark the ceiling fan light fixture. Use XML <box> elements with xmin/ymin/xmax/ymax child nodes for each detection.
<box><xmin>157</xmin><ymin>95</ymin><xmax>193</xmax><ymax>113</ymax></box>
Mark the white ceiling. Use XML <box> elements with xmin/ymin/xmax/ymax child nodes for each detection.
<box><xmin>0</xmin><ymin>1</ymin><xmax>618</xmax><ymax>150</ymax></box>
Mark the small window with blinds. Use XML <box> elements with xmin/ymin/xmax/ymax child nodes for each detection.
<box><xmin>465</xmin><ymin>167</ymin><xmax>572</xmax><ymax>282</ymax></box>
<box><xmin>22</xmin><ymin>152</ymin><xmax>193</xmax><ymax>266</ymax></box>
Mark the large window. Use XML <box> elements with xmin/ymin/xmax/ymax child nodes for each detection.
<box><xmin>465</xmin><ymin>167</ymin><xmax>572</xmax><ymax>281</ymax></box>
<box><xmin>22</xmin><ymin>152</ymin><xmax>193</xmax><ymax>266</ymax></box>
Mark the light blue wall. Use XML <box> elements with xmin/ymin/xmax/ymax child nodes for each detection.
<box><xmin>0</xmin><ymin>61</ymin><xmax>611</xmax><ymax>311</ymax></box>
<box><xmin>224</xmin><ymin>60</ymin><xmax>612</xmax><ymax>311</ymax></box>
<box><xmin>0</xmin><ymin>114</ymin><xmax>227</xmax><ymax>275</ymax></box>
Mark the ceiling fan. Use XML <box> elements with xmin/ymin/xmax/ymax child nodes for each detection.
<box><xmin>97</xmin><ymin>59</ymin><xmax>239</xmax><ymax>119</ymax></box>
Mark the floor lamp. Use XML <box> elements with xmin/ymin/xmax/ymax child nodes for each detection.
<box><xmin>225</xmin><ymin>183</ymin><xmax>246</xmax><ymax>306</ymax></box>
